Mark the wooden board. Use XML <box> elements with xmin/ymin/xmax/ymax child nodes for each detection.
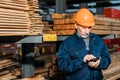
<box><xmin>102</xmin><ymin>52</ymin><xmax>120</xmax><ymax>80</ymax></box>
<box><xmin>0</xmin><ymin>0</ymin><xmax>44</xmax><ymax>36</ymax></box>
<box><xmin>49</xmin><ymin>13</ymin><xmax>120</xmax><ymax>35</ymax></box>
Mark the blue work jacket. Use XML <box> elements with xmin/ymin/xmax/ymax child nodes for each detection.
<box><xmin>57</xmin><ymin>32</ymin><xmax>111</xmax><ymax>80</ymax></box>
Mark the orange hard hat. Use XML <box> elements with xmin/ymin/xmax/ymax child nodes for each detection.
<box><xmin>74</xmin><ymin>8</ymin><xmax>95</xmax><ymax>27</ymax></box>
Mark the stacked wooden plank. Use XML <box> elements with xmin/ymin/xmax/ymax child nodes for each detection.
<box><xmin>0</xmin><ymin>59</ymin><xmax>20</xmax><ymax>79</ymax></box>
<box><xmin>0</xmin><ymin>43</ymin><xmax>56</xmax><ymax>79</ymax></box>
<box><xmin>0</xmin><ymin>0</ymin><xmax>29</xmax><ymax>36</ymax></box>
<box><xmin>27</xmin><ymin>0</ymin><xmax>45</xmax><ymax>35</ymax></box>
<box><xmin>102</xmin><ymin>52</ymin><xmax>120</xmax><ymax>80</ymax></box>
<box><xmin>93</xmin><ymin>15</ymin><xmax>120</xmax><ymax>34</ymax></box>
<box><xmin>0</xmin><ymin>73</ymin><xmax>17</xmax><ymax>80</ymax></box>
<box><xmin>21</xmin><ymin>74</ymin><xmax>46</xmax><ymax>80</ymax></box>
<box><xmin>44</xmin><ymin>22</ymin><xmax>54</xmax><ymax>34</ymax></box>
<box><xmin>48</xmin><ymin>13</ymin><xmax>75</xmax><ymax>35</ymax></box>
<box><xmin>0</xmin><ymin>0</ymin><xmax>45</xmax><ymax>36</ymax></box>
<box><xmin>48</xmin><ymin>13</ymin><xmax>120</xmax><ymax>35</ymax></box>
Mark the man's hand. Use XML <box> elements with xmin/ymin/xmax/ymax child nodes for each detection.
<box><xmin>83</xmin><ymin>54</ymin><xmax>96</xmax><ymax>63</ymax></box>
<box><xmin>88</xmin><ymin>57</ymin><xmax>101</xmax><ymax>68</ymax></box>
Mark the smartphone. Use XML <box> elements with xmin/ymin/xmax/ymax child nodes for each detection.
<box><xmin>87</xmin><ymin>57</ymin><xmax>100</xmax><ymax>63</ymax></box>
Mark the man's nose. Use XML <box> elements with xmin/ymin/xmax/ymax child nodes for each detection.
<box><xmin>86</xmin><ymin>28</ymin><xmax>90</xmax><ymax>32</ymax></box>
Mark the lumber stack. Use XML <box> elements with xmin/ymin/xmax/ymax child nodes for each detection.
<box><xmin>0</xmin><ymin>73</ymin><xmax>17</xmax><ymax>80</ymax></box>
<box><xmin>28</xmin><ymin>0</ymin><xmax>45</xmax><ymax>35</ymax></box>
<box><xmin>21</xmin><ymin>74</ymin><xmax>46</xmax><ymax>80</ymax></box>
<box><xmin>0</xmin><ymin>59</ymin><xmax>19</xmax><ymax>70</ymax></box>
<box><xmin>47</xmin><ymin>13</ymin><xmax>120</xmax><ymax>35</ymax></box>
<box><xmin>102</xmin><ymin>52</ymin><xmax>120</xmax><ymax>80</ymax></box>
<box><xmin>0</xmin><ymin>0</ymin><xmax>45</xmax><ymax>36</ymax></box>
<box><xmin>0</xmin><ymin>59</ymin><xmax>20</xmax><ymax>79</ymax></box>
<box><xmin>0</xmin><ymin>0</ymin><xmax>29</xmax><ymax>36</ymax></box>
<box><xmin>93</xmin><ymin>15</ymin><xmax>120</xmax><ymax>34</ymax></box>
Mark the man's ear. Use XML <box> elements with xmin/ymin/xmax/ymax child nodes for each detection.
<box><xmin>75</xmin><ymin>23</ymin><xmax>78</xmax><ymax>29</ymax></box>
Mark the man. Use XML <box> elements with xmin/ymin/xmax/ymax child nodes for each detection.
<box><xmin>57</xmin><ymin>8</ymin><xmax>111</xmax><ymax>80</ymax></box>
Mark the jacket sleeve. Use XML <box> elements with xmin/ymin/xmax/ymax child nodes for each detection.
<box><xmin>97</xmin><ymin>43</ymin><xmax>111</xmax><ymax>69</ymax></box>
<box><xmin>57</xmin><ymin>42</ymin><xmax>86</xmax><ymax>74</ymax></box>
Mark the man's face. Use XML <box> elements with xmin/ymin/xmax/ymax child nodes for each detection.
<box><xmin>75</xmin><ymin>23</ymin><xmax>92</xmax><ymax>38</ymax></box>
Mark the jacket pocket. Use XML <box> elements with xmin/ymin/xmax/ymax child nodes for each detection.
<box><xmin>69</xmin><ymin>49</ymin><xmax>86</xmax><ymax>59</ymax></box>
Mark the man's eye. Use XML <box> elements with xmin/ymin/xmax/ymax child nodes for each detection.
<box><xmin>88</xmin><ymin>27</ymin><xmax>92</xmax><ymax>29</ymax></box>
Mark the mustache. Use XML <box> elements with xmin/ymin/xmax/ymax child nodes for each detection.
<box><xmin>85</xmin><ymin>33</ymin><xmax>89</xmax><ymax>36</ymax></box>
